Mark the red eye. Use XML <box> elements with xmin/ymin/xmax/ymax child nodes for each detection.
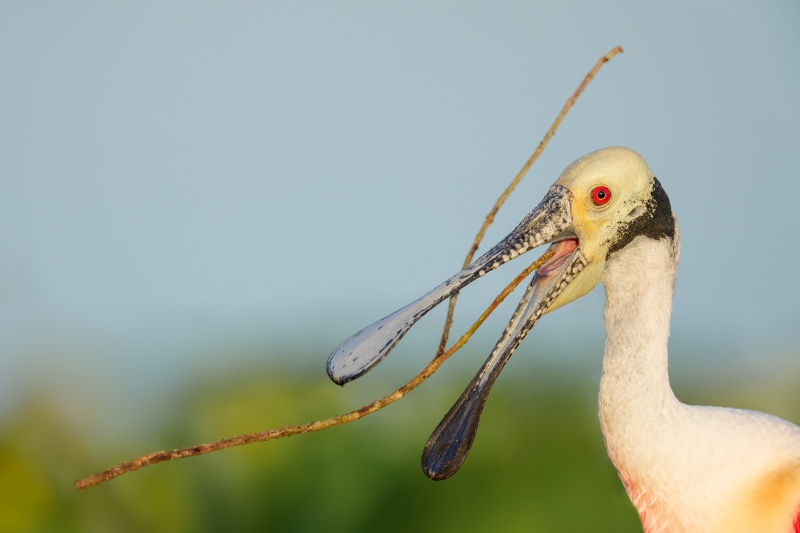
<box><xmin>591</xmin><ymin>186</ymin><xmax>611</xmax><ymax>205</ymax></box>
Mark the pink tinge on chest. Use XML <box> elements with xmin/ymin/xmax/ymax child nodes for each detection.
<box><xmin>618</xmin><ymin>472</ymin><xmax>666</xmax><ymax>533</ymax></box>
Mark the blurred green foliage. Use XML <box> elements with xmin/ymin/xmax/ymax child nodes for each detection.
<box><xmin>2</xmin><ymin>348</ymin><xmax>799</xmax><ymax>533</ymax></box>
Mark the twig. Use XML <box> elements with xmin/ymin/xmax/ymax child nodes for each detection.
<box><xmin>435</xmin><ymin>46</ymin><xmax>623</xmax><ymax>357</ymax></box>
<box><xmin>75</xmin><ymin>46</ymin><xmax>623</xmax><ymax>490</ymax></box>
<box><xmin>75</xmin><ymin>248</ymin><xmax>554</xmax><ymax>489</ymax></box>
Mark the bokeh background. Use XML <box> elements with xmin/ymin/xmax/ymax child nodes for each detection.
<box><xmin>1</xmin><ymin>1</ymin><xmax>799</xmax><ymax>531</ymax></box>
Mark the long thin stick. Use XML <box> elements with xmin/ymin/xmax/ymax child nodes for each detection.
<box><xmin>435</xmin><ymin>46</ymin><xmax>623</xmax><ymax>357</ymax></box>
<box><xmin>76</xmin><ymin>46</ymin><xmax>623</xmax><ymax>490</ymax></box>
<box><xmin>75</xmin><ymin>248</ymin><xmax>554</xmax><ymax>489</ymax></box>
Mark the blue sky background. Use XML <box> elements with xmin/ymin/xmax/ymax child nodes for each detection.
<box><xmin>1</xmin><ymin>2</ymin><xmax>799</xmax><ymax>426</ymax></box>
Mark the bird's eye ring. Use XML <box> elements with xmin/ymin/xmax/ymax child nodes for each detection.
<box><xmin>591</xmin><ymin>186</ymin><xmax>611</xmax><ymax>206</ymax></box>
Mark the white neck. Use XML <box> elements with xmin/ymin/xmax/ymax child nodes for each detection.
<box><xmin>595</xmin><ymin>230</ymin><xmax>800</xmax><ymax>532</ymax></box>
<box><xmin>598</xmin><ymin>235</ymin><xmax>681</xmax><ymax>476</ymax></box>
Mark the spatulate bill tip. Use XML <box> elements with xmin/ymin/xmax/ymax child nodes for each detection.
<box><xmin>421</xmin><ymin>446</ymin><xmax>465</xmax><ymax>481</ymax></box>
<box><xmin>419</xmin><ymin>389</ymin><xmax>488</xmax><ymax>480</ymax></box>
<box><xmin>325</xmin><ymin>360</ymin><xmax>362</xmax><ymax>386</ymax></box>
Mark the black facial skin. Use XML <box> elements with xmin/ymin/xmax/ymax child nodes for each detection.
<box><xmin>607</xmin><ymin>177</ymin><xmax>675</xmax><ymax>259</ymax></box>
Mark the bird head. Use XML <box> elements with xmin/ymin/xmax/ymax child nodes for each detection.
<box><xmin>530</xmin><ymin>146</ymin><xmax>675</xmax><ymax>315</ymax></box>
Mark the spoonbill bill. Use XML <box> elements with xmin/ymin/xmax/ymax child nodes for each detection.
<box><xmin>327</xmin><ymin>147</ymin><xmax>800</xmax><ymax>532</ymax></box>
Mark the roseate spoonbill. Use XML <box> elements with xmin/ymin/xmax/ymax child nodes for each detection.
<box><xmin>327</xmin><ymin>147</ymin><xmax>800</xmax><ymax>532</ymax></box>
